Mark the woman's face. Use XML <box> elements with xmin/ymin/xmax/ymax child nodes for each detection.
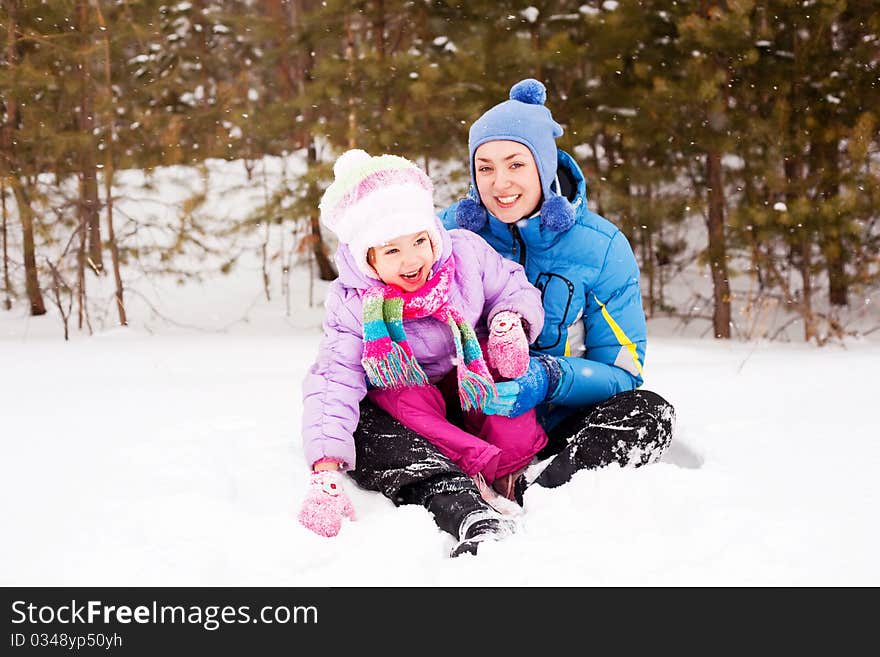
<box><xmin>473</xmin><ymin>140</ymin><xmax>542</xmax><ymax>224</ymax></box>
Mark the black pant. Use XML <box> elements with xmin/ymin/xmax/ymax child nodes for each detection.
<box><xmin>533</xmin><ymin>389</ymin><xmax>676</xmax><ymax>488</ymax></box>
<box><xmin>349</xmin><ymin>400</ymin><xmax>488</xmax><ymax>540</ymax></box>
<box><xmin>349</xmin><ymin>390</ymin><xmax>675</xmax><ymax>538</ymax></box>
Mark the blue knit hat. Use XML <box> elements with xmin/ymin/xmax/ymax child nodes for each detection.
<box><xmin>457</xmin><ymin>79</ymin><xmax>575</xmax><ymax>232</ymax></box>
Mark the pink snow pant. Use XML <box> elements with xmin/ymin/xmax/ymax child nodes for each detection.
<box><xmin>367</xmin><ymin>370</ymin><xmax>548</xmax><ymax>484</ymax></box>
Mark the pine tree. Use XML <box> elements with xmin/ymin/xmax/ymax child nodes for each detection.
<box><xmin>661</xmin><ymin>1</ymin><xmax>758</xmax><ymax>339</ymax></box>
<box><xmin>729</xmin><ymin>0</ymin><xmax>878</xmax><ymax>341</ymax></box>
<box><xmin>555</xmin><ymin>0</ymin><xmax>690</xmax><ymax>316</ymax></box>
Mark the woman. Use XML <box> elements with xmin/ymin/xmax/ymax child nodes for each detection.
<box><xmin>314</xmin><ymin>79</ymin><xmax>674</xmax><ymax>557</ymax></box>
<box><xmin>440</xmin><ymin>79</ymin><xmax>675</xmax><ymax>488</ymax></box>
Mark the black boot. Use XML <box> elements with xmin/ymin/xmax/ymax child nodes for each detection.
<box><xmin>349</xmin><ymin>399</ymin><xmax>521</xmax><ymax>554</ymax></box>
<box><xmin>449</xmin><ymin>508</ymin><xmax>518</xmax><ymax>558</ymax></box>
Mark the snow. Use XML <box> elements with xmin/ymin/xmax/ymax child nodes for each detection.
<box><xmin>579</xmin><ymin>5</ymin><xmax>600</xmax><ymax>17</ymax></box>
<box><xmin>521</xmin><ymin>7</ymin><xmax>539</xmax><ymax>24</ymax></box>
<box><xmin>6</xmin><ymin>319</ymin><xmax>875</xmax><ymax>586</ymax></box>
<box><xmin>597</xmin><ymin>105</ymin><xmax>638</xmax><ymax>117</ymax></box>
<box><xmin>1</xmin><ymin>157</ymin><xmax>879</xmax><ymax>586</ymax></box>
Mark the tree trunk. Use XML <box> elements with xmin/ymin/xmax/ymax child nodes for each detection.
<box><xmin>706</xmin><ymin>150</ymin><xmax>731</xmax><ymax>338</ymax></box>
<box><xmin>291</xmin><ymin>0</ymin><xmax>317</xmax><ymax>153</ymax></box>
<box><xmin>529</xmin><ymin>18</ymin><xmax>543</xmax><ymax>81</ymax></box>
<box><xmin>815</xmin><ymin>19</ymin><xmax>847</xmax><ymax>307</ymax></box>
<box><xmin>103</xmin><ymin>156</ymin><xmax>126</xmax><ymax>325</ymax></box>
<box><xmin>374</xmin><ymin>0</ymin><xmax>388</xmax><ymax>123</ymax></box>
<box><xmin>1</xmin><ymin>180</ymin><xmax>12</xmax><ymax>310</ymax></box>
<box><xmin>784</xmin><ymin>157</ymin><xmax>816</xmax><ymax>342</ymax></box>
<box><xmin>589</xmin><ymin>132</ymin><xmax>604</xmax><ymax>216</ymax></box>
<box><xmin>271</xmin><ymin>0</ymin><xmax>294</xmax><ymax>87</ymax></box>
<box><xmin>95</xmin><ymin>2</ymin><xmax>126</xmax><ymax>326</ymax></box>
<box><xmin>642</xmin><ymin>227</ymin><xmax>654</xmax><ymax>318</ymax></box>
<box><xmin>9</xmin><ymin>177</ymin><xmax>46</xmax><ymax>315</ymax></box>
<box><xmin>820</xmin><ymin>139</ymin><xmax>846</xmax><ymax>306</ymax></box>
<box><xmin>77</xmin><ymin>188</ymin><xmax>87</xmax><ymax>330</ymax></box>
<box><xmin>307</xmin><ymin>140</ymin><xmax>337</xmax><ymax>281</ymax></box>
<box><xmin>76</xmin><ymin>0</ymin><xmax>103</xmax><ymax>273</ymax></box>
<box><xmin>345</xmin><ymin>12</ymin><xmax>357</xmax><ymax>149</ymax></box>
<box><xmin>643</xmin><ymin>185</ymin><xmax>655</xmax><ymax>318</ymax></box>
<box><xmin>799</xmin><ymin>235</ymin><xmax>815</xmax><ymax>342</ymax></box>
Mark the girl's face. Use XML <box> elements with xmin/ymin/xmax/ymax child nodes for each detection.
<box><xmin>368</xmin><ymin>230</ymin><xmax>435</xmax><ymax>292</ymax></box>
<box><xmin>474</xmin><ymin>140</ymin><xmax>542</xmax><ymax>224</ymax></box>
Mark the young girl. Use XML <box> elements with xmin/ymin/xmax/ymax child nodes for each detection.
<box><xmin>298</xmin><ymin>149</ymin><xmax>547</xmax><ymax>556</ymax></box>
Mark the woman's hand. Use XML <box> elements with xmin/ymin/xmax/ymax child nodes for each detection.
<box><xmin>483</xmin><ymin>356</ymin><xmax>550</xmax><ymax>417</ymax></box>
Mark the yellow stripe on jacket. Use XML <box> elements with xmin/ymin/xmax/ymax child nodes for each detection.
<box><xmin>593</xmin><ymin>294</ymin><xmax>644</xmax><ymax>377</ymax></box>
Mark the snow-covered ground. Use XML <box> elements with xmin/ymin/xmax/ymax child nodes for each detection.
<box><xmin>1</xmin><ymin>157</ymin><xmax>879</xmax><ymax>586</ymax></box>
<box><xmin>3</xmin><ymin>286</ymin><xmax>879</xmax><ymax>585</ymax></box>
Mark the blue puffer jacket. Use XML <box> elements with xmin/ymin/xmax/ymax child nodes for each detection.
<box><xmin>440</xmin><ymin>150</ymin><xmax>646</xmax><ymax>429</ymax></box>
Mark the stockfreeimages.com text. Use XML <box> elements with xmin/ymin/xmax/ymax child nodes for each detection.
<box><xmin>11</xmin><ymin>600</ymin><xmax>317</xmax><ymax>631</ymax></box>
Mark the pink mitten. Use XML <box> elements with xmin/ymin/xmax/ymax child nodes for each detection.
<box><xmin>487</xmin><ymin>311</ymin><xmax>530</xmax><ymax>379</ymax></box>
<box><xmin>298</xmin><ymin>470</ymin><xmax>356</xmax><ymax>537</ymax></box>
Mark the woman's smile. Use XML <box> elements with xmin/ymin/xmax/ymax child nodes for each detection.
<box><xmin>495</xmin><ymin>194</ymin><xmax>521</xmax><ymax>207</ymax></box>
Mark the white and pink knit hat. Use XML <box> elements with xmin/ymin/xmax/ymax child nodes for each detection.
<box><xmin>319</xmin><ymin>149</ymin><xmax>442</xmax><ymax>279</ymax></box>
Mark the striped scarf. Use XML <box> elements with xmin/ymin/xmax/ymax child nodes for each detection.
<box><xmin>361</xmin><ymin>258</ymin><xmax>496</xmax><ymax>412</ymax></box>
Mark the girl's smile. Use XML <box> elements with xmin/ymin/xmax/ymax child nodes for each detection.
<box><xmin>368</xmin><ymin>230</ymin><xmax>435</xmax><ymax>291</ymax></box>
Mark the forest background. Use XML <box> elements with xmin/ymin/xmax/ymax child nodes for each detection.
<box><xmin>1</xmin><ymin>0</ymin><xmax>878</xmax><ymax>344</ymax></box>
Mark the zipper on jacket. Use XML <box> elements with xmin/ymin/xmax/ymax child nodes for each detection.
<box><xmin>510</xmin><ymin>224</ymin><xmax>526</xmax><ymax>267</ymax></box>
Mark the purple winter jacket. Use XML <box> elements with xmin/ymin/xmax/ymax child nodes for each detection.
<box><xmin>301</xmin><ymin>218</ymin><xmax>545</xmax><ymax>471</ymax></box>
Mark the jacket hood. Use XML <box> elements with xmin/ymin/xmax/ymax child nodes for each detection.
<box><xmin>556</xmin><ymin>149</ymin><xmax>587</xmax><ymax>208</ymax></box>
<box><xmin>333</xmin><ymin>215</ymin><xmax>453</xmax><ymax>291</ymax></box>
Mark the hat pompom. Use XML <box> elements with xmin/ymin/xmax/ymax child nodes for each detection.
<box><xmin>510</xmin><ymin>79</ymin><xmax>547</xmax><ymax>106</ymax></box>
<box><xmin>540</xmin><ymin>194</ymin><xmax>576</xmax><ymax>232</ymax></box>
<box><xmin>456</xmin><ymin>197</ymin><xmax>488</xmax><ymax>232</ymax></box>
<box><xmin>334</xmin><ymin>149</ymin><xmax>371</xmax><ymax>177</ymax></box>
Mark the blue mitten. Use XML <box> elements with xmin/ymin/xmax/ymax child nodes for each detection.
<box><xmin>483</xmin><ymin>356</ymin><xmax>558</xmax><ymax>418</ymax></box>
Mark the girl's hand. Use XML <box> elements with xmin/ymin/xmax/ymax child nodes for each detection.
<box><xmin>487</xmin><ymin>311</ymin><xmax>530</xmax><ymax>379</ymax></box>
<box><xmin>298</xmin><ymin>469</ymin><xmax>356</xmax><ymax>537</ymax></box>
